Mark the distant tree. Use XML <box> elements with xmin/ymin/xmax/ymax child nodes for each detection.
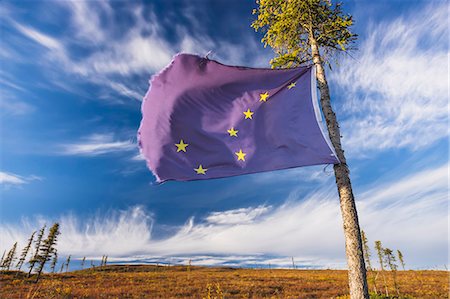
<box><xmin>291</xmin><ymin>257</ymin><xmax>295</xmax><ymax>269</ymax></box>
<box><xmin>361</xmin><ymin>230</ymin><xmax>372</xmax><ymax>271</ymax></box>
<box><xmin>375</xmin><ymin>241</ymin><xmax>389</xmax><ymax>297</ymax></box>
<box><xmin>65</xmin><ymin>255</ymin><xmax>71</xmax><ymax>272</ymax></box>
<box><xmin>383</xmin><ymin>248</ymin><xmax>399</xmax><ymax>296</ymax></box>
<box><xmin>397</xmin><ymin>250</ymin><xmax>405</xmax><ymax>270</ymax></box>
<box><xmin>1</xmin><ymin>242</ymin><xmax>18</xmax><ymax>270</ymax></box>
<box><xmin>361</xmin><ymin>230</ymin><xmax>378</xmax><ymax>295</ymax></box>
<box><xmin>50</xmin><ymin>249</ymin><xmax>58</xmax><ymax>273</ymax></box>
<box><xmin>28</xmin><ymin>225</ymin><xmax>46</xmax><ymax>277</ymax></box>
<box><xmin>34</xmin><ymin>223</ymin><xmax>60</xmax><ymax>282</ymax></box>
<box><xmin>81</xmin><ymin>256</ymin><xmax>86</xmax><ymax>269</ymax></box>
<box><xmin>104</xmin><ymin>256</ymin><xmax>108</xmax><ymax>267</ymax></box>
<box><xmin>0</xmin><ymin>250</ymin><xmax>6</xmax><ymax>268</ymax></box>
<box><xmin>16</xmin><ymin>231</ymin><xmax>36</xmax><ymax>274</ymax></box>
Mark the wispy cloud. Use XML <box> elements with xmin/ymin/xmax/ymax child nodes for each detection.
<box><xmin>13</xmin><ymin>22</ymin><xmax>62</xmax><ymax>51</ymax></box>
<box><xmin>59</xmin><ymin>134</ymin><xmax>136</xmax><ymax>156</ymax></box>
<box><xmin>0</xmin><ymin>71</ymin><xmax>35</xmax><ymax>116</ymax></box>
<box><xmin>0</xmin><ymin>171</ymin><xmax>42</xmax><ymax>187</ymax></box>
<box><xmin>5</xmin><ymin>2</ymin><xmax>271</xmax><ymax>103</ymax></box>
<box><xmin>1</xmin><ymin>162</ymin><xmax>446</xmax><ymax>268</ymax></box>
<box><xmin>330</xmin><ymin>3</ymin><xmax>449</xmax><ymax>155</ymax></box>
<box><xmin>0</xmin><ymin>96</ymin><xmax>34</xmax><ymax>116</ymax></box>
<box><xmin>205</xmin><ymin>205</ymin><xmax>271</xmax><ymax>225</ymax></box>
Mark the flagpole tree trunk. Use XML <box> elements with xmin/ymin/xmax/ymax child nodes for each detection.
<box><xmin>310</xmin><ymin>34</ymin><xmax>369</xmax><ymax>298</ymax></box>
<box><xmin>252</xmin><ymin>1</ymin><xmax>368</xmax><ymax>298</ymax></box>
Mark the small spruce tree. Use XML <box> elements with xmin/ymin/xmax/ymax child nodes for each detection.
<box><xmin>34</xmin><ymin>223</ymin><xmax>60</xmax><ymax>282</ymax></box>
<box><xmin>397</xmin><ymin>250</ymin><xmax>405</xmax><ymax>270</ymax></box>
<box><xmin>16</xmin><ymin>231</ymin><xmax>36</xmax><ymax>274</ymax></box>
<box><xmin>81</xmin><ymin>256</ymin><xmax>86</xmax><ymax>269</ymax></box>
<box><xmin>2</xmin><ymin>242</ymin><xmax>18</xmax><ymax>270</ymax></box>
<box><xmin>384</xmin><ymin>248</ymin><xmax>399</xmax><ymax>296</ymax></box>
<box><xmin>361</xmin><ymin>230</ymin><xmax>378</xmax><ymax>295</ymax></box>
<box><xmin>28</xmin><ymin>225</ymin><xmax>46</xmax><ymax>277</ymax></box>
<box><xmin>0</xmin><ymin>250</ymin><xmax>6</xmax><ymax>268</ymax></box>
<box><xmin>361</xmin><ymin>230</ymin><xmax>372</xmax><ymax>270</ymax></box>
<box><xmin>50</xmin><ymin>249</ymin><xmax>58</xmax><ymax>273</ymax></box>
<box><xmin>375</xmin><ymin>241</ymin><xmax>389</xmax><ymax>297</ymax></box>
<box><xmin>65</xmin><ymin>255</ymin><xmax>71</xmax><ymax>272</ymax></box>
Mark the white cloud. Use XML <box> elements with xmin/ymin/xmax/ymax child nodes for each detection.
<box><xmin>7</xmin><ymin>2</ymin><xmax>271</xmax><ymax>103</ymax></box>
<box><xmin>330</xmin><ymin>3</ymin><xmax>449</xmax><ymax>155</ymax></box>
<box><xmin>0</xmin><ymin>171</ymin><xmax>42</xmax><ymax>187</ymax></box>
<box><xmin>1</xmin><ymin>162</ymin><xmax>446</xmax><ymax>269</ymax></box>
<box><xmin>130</xmin><ymin>152</ymin><xmax>146</xmax><ymax>161</ymax></box>
<box><xmin>205</xmin><ymin>205</ymin><xmax>271</xmax><ymax>225</ymax></box>
<box><xmin>12</xmin><ymin>22</ymin><xmax>62</xmax><ymax>51</ymax></box>
<box><xmin>59</xmin><ymin>134</ymin><xmax>135</xmax><ymax>156</ymax></box>
<box><xmin>61</xmin><ymin>0</ymin><xmax>110</xmax><ymax>44</ymax></box>
<box><xmin>0</xmin><ymin>97</ymin><xmax>34</xmax><ymax>116</ymax></box>
<box><xmin>0</xmin><ymin>172</ymin><xmax>27</xmax><ymax>185</ymax></box>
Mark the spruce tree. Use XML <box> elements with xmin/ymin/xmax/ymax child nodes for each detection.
<box><xmin>383</xmin><ymin>248</ymin><xmax>399</xmax><ymax>296</ymax></box>
<box><xmin>65</xmin><ymin>255</ymin><xmax>71</xmax><ymax>272</ymax></box>
<box><xmin>34</xmin><ymin>223</ymin><xmax>60</xmax><ymax>282</ymax></box>
<box><xmin>81</xmin><ymin>256</ymin><xmax>86</xmax><ymax>269</ymax></box>
<box><xmin>375</xmin><ymin>241</ymin><xmax>388</xmax><ymax>296</ymax></box>
<box><xmin>1</xmin><ymin>242</ymin><xmax>18</xmax><ymax>270</ymax></box>
<box><xmin>252</xmin><ymin>2</ymin><xmax>366</xmax><ymax>298</ymax></box>
<box><xmin>16</xmin><ymin>231</ymin><xmax>36</xmax><ymax>273</ymax></box>
<box><xmin>361</xmin><ymin>230</ymin><xmax>371</xmax><ymax>271</ymax></box>
<box><xmin>50</xmin><ymin>249</ymin><xmax>58</xmax><ymax>273</ymax></box>
<box><xmin>397</xmin><ymin>250</ymin><xmax>405</xmax><ymax>270</ymax></box>
<box><xmin>361</xmin><ymin>230</ymin><xmax>378</xmax><ymax>295</ymax></box>
<box><xmin>0</xmin><ymin>250</ymin><xmax>6</xmax><ymax>268</ymax></box>
<box><xmin>28</xmin><ymin>225</ymin><xmax>46</xmax><ymax>277</ymax></box>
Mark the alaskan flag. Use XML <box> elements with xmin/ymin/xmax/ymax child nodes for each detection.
<box><xmin>138</xmin><ymin>53</ymin><xmax>339</xmax><ymax>183</ymax></box>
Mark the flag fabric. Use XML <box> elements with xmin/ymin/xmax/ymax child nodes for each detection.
<box><xmin>138</xmin><ymin>53</ymin><xmax>339</xmax><ymax>183</ymax></box>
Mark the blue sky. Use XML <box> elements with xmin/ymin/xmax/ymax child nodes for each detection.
<box><xmin>0</xmin><ymin>0</ymin><xmax>448</xmax><ymax>270</ymax></box>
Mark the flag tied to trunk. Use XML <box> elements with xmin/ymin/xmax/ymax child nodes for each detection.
<box><xmin>138</xmin><ymin>53</ymin><xmax>339</xmax><ymax>183</ymax></box>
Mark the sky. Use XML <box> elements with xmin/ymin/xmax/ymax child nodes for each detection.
<box><xmin>0</xmin><ymin>0</ymin><xmax>448</xmax><ymax>270</ymax></box>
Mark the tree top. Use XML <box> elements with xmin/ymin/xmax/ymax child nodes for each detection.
<box><xmin>251</xmin><ymin>0</ymin><xmax>357</xmax><ymax>68</ymax></box>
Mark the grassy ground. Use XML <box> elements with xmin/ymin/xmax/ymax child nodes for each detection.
<box><xmin>0</xmin><ymin>265</ymin><xmax>448</xmax><ymax>298</ymax></box>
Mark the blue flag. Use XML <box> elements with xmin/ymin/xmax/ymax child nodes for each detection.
<box><xmin>138</xmin><ymin>54</ymin><xmax>339</xmax><ymax>182</ymax></box>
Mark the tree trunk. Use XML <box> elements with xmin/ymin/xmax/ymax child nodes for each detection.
<box><xmin>310</xmin><ymin>37</ymin><xmax>369</xmax><ymax>299</ymax></box>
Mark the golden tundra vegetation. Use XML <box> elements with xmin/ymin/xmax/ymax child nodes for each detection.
<box><xmin>1</xmin><ymin>265</ymin><xmax>448</xmax><ymax>298</ymax></box>
<box><xmin>0</xmin><ymin>224</ymin><xmax>448</xmax><ymax>298</ymax></box>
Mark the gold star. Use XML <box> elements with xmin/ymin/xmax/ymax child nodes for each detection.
<box><xmin>243</xmin><ymin>109</ymin><xmax>254</xmax><ymax>119</ymax></box>
<box><xmin>175</xmin><ymin>139</ymin><xmax>189</xmax><ymax>152</ymax></box>
<box><xmin>227</xmin><ymin>127</ymin><xmax>238</xmax><ymax>137</ymax></box>
<box><xmin>287</xmin><ymin>82</ymin><xmax>296</xmax><ymax>89</ymax></box>
<box><xmin>235</xmin><ymin>149</ymin><xmax>246</xmax><ymax>161</ymax></box>
<box><xmin>194</xmin><ymin>164</ymin><xmax>207</xmax><ymax>175</ymax></box>
<box><xmin>259</xmin><ymin>92</ymin><xmax>269</xmax><ymax>102</ymax></box>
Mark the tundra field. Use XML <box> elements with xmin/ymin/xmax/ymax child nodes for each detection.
<box><xmin>0</xmin><ymin>265</ymin><xmax>448</xmax><ymax>298</ymax></box>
